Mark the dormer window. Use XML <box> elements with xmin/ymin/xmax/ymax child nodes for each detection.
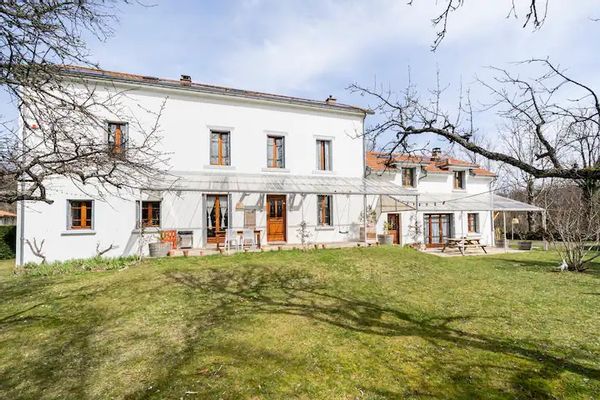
<box><xmin>454</xmin><ymin>171</ymin><xmax>466</xmax><ymax>190</ymax></box>
<box><xmin>402</xmin><ymin>167</ymin><xmax>416</xmax><ymax>188</ymax></box>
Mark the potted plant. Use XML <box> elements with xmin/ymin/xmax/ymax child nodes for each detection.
<box><xmin>378</xmin><ymin>221</ymin><xmax>394</xmax><ymax>245</ymax></box>
<box><xmin>148</xmin><ymin>231</ymin><xmax>172</xmax><ymax>257</ymax></box>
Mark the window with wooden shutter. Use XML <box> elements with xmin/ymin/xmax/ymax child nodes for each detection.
<box><xmin>316</xmin><ymin>140</ymin><xmax>332</xmax><ymax>171</ymax></box>
<box><xmin>137</xmin><ymin>201</ymin><xmax>161</xmax><ymax>228</ymax></box>
<box><xmin>210</xmin><ymin>131</ymin><xmax>231</xmax><ymax>166</ymax></box>
<box><xmin>69</xmin><ymin>200</ymin><xmax>93</xmax><ymax>230</ymax></box>
<box><xmin>107</xmin><ymin>122</ymin><xmax>128</xmax><ymax>156</ymax></box>
<box><xmin>467</xmin><ymin>213</ymin><xmax>479</xmax><ymax>233</ymax></box>
<box><xmin>267</xmin><ymin>136</ymin><xmax>285</xmax><ymax>168</ymax></box>
<box><xmin>402</xmin><ymin>168</ymin><xmax>416</xmax><ymax>188</ymax></box>
<box><xmin>454</xmin><ymin>171</ymin><xmax>465</xmax><ymax>189</ymax></box>
<box><xmin>317</xmin><ymin>195</ymin><xmax>332</xmax><ymax>226</ymax></box>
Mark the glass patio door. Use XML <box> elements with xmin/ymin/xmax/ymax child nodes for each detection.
<box><xmin>206</xmin><ymin>194</ymin><xmax>228</xmax><ymax>244</ymax></box>
<box><xmin>424</xmin><ymin>214</ymin><xmax>452</xmax><ymax>247</ymax></box>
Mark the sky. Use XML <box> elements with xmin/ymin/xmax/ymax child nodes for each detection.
<box><xmin>2</xmin><ymin>0</ymin><xmax>599</xmax><ymax>151</ymax></box>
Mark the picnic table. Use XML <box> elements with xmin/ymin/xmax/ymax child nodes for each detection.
<box><xmin>442</xmin><ymin>236</ymin><xmax>487</xmax><ymax>255</ymax></box>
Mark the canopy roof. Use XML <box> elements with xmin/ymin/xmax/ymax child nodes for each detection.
<box><xmin>385</xmin><ymin>192</ymin><xmax>544</xmax><ymax>212</ymax></box>
<box><xmin>146</xmin><ymin>172</ymin><xmax>416</xmax><ymax>196</ymax></box>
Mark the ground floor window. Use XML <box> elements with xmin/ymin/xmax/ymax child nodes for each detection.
<box><xmin>317</xmin><ymin>195</ymin><xmax>332</xmax><ymax>226</ymax></box>
<box><xmin>423</xmin><ymin>213</ymin><xmax>452</xmax><ymax>247</ymax></box>
<box><xmin>68</xmin><ymin>200</ymin><xmax>93</xmax><ymax>230</ymax></box>
<box><xmin>206</xmin><ymin>195</ymin><xmax>228</xmax><ymax>243</ymax></box>
<box><xmin>467</xmin><ymin>213</ymin><xmax>479</xmax><ymax>233</ymax></box>
<box><xmin>137</xmin><ymin>201</ymin><xmax>161</xmax><ymax>228</ymax></box>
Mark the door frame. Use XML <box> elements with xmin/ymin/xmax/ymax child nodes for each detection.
<box><xmin>266</xmin><ymin>194</ymin><xmax>287</xmax><ymax>243</ymax></box>
<box><xmin>387</xmin><ymin>213</ymin><xmax>401</xmax><ymax>245</ymax></box>
<box><xmin>423</xmin><ymin>213</ymin><xmax>452</xmax><ymax>248</ymax></box>
<box><xmin>205</xmin><ymin>193</ymin><xmax>230</xmax><ymax>245</ymax></box>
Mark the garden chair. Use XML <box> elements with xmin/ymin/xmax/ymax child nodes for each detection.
<box><xmin>225</xmin><ymin>229</ymin><xmax>241</xmax><ymax>252</ymax></box>
<box><xmin>242</xmin><ymin>229</ymin><xmax>256</xmax><ymax>249</ymax></box>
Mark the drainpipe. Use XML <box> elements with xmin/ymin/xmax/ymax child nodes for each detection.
<box><xmin>18</xmin><ymin>180</ymin><xmax>25</xmax><ymax>266</ymax></box>
<box><xmin>362</xmin><ymin>114</ymin><xmax>368</xmax><ymax>244</ymax></box>
<box><xmin>503</xmin><ymin>211</ymin><xmax>507</xmax><ymax>252</ymax></box>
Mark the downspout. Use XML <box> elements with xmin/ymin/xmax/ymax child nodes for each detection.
<box><xmin>18</xmin><ymin>181</ymin><xmax>25</xmax><ymax>266</ymax></box>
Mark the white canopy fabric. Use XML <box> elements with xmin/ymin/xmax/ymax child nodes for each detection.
<box><xmin>146</xmin><ymin>172</ymin><xmax>416</xmax><ymax>196</ymax></box>
<box><xmin>385</xmin><ymin>193</ymin><xmax>544</xmax><ymax>212</ymax></box>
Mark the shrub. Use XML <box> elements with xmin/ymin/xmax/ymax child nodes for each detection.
<box><xmin>0</xmin><ymin>225</ymin><xmax>16</xmax><ymax>260</ymax></box>
<box><xmin>16</xmin><ymin>256</ymin><xmax>139</xmax><ymax>276</ymax></box>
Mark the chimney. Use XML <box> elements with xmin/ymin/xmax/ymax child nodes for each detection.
<box><xmin>431</xmin><ymin>147</ymin><xmax>442</xmax><ymax>160</ymax></box>
<box><xmin>325</xmin><ymin>95</ymin><xmax>337</xmax><ymax>105</ymax></box>
<box><xmin>180</xmin><ymin>74</ymin><xmax>192</xmax><ymax>86</ymax></box>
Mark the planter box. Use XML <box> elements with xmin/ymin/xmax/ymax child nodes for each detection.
<box><xmin>148</xmin><ymin>242</ymin><xmax>171</xmax><ymax>257</ymax></box>
<box><xmin>377</xmin><ymin>234</ymin><xmax>393</xmax><ymax>245</ymax></box>
<box><xmin>518</xmin><ymin>241</ymin><xmax>533</xmax><ymax>250</ymax></box>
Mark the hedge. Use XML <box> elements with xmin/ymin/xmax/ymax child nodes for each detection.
<box><xmin>0</xmin><ymin>225</ymin><xmax>16</xmax><ymax>260</ymax></box>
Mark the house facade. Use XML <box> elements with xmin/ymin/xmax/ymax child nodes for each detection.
<box><xmin>365</xmin><ymin>151</ymin><xmax>499</xmax><ymax>248</ymax></box>
<box><xmin>16</xmin><ymin>68</ymin><xmax>409</xmax><ymax>264</ymax></box>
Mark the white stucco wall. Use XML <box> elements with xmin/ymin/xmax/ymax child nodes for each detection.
<box><xmin>17</xmin><ymin>81</ymin><xmax>369</xmax><ymax>264</ymax></box>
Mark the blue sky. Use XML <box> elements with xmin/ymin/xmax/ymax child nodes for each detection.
<box><xmin>2</xmin><ymin>0</ymin><xmax>599</xmax><ymax>149</ymax></box>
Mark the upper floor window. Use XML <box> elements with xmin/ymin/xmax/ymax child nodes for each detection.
<box><xmin>402</xmin><ymin>167</ymin><xmax>416</xmax><ymax>188</ymax></box>
<box><xmin>68</xmin><ymin>200</ymin><xmax>93</xmax><ymax>230</ymax></box>
<box><xmin>454</xmin><ymin>171</ymin><xmax>465</xmax><ymax>190</ymax></box>
<box><xmin>210</xmin><ymin>131</ymin><xmax>231</xmax><ymax>166</ymax></box>
<box><xmin>316</xmin><ymin>139</ymin><xmax>332</xmax><ymax>171</ymax></box>
<box><xmin>267</xmin><ymin>135</ymin><xmax>285</xmax><ymax>168</ymax></box>
<box><xmin>137</xmin><ymin>200</ymin><xmax>161</xmax><ymax>228</ymax></box>
<box><xmin>107</xmin><ymin>122</ymin><xmax>128</xmax><ymax>156</ymax></box>
<box><xmin>467</xmin><ymin>213</ymin><xmax>479</xmax><ymax>233</ymax></box>
<box><xmin>317</xmin><ymin>195</ymin><xmax>332</xmax><ymax>226</ymax></box>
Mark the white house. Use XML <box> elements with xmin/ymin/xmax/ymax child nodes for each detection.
<box><xmin>15</xmin><ymin>68</ymin><xmax>409</xmax><ymax>264</ymax></box>
<box><xmin>365</xmin><ymin>150</ymin><xmax>544</xmax><ymax>249</ymax></box>
<box><xmin>15</xmin><ymin>68</ymin><xmax>542</xmax><ymax>264</ymax></box>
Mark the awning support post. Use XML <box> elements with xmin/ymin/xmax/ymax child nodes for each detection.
<box><xmin>363</xmin><ymin>194</ymin><xmax>368</xmax><ymax>245</ymax></box>
<box><xmin>503</xmin><ymin>211</ymin><xmax>507</xmax><ymax>252</ymax></box>
<box><xmin>542</xmin><ymin>210</ymin><xmax>548</xmax><ymax>251</ymax></box>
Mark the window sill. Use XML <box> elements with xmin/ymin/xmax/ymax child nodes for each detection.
<box><xmin>315</xmin><ymin>226</ymin><xmax>335</xmax><ymax>231</ymax></box>
<box><xmin>204</xmin><ymin>164</ymin><xmax>236</xmax><ymax>170</ymax></box>
<box><xmin>452</xmin><ymin>189</ymin><xmax>466</xmax><ymax>192</ymax></box>
<box><xmin>312</xmin><ymin>170</ymin><xmax>334</xmax><ymax>175</ymax></box>
<box><xmin>61</xmin><ymin>230</ymin><xmax>96</xmax><ymax>236</ymax></box>
<box><xmin>262</xmin><ymin>167</ymin><xmax>290</xmax><ymax>173</ymax></box>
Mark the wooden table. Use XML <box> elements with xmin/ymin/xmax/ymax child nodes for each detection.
<box><xmin>442</xmin><ymin>237</ymin><xmax>487</xmax><ymax>255</ymax></box>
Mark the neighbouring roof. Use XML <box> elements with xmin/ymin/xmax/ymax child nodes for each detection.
<box><xmin>0</xmin><ymin>210</ymin><xmax>16</xmax><ymax>218</ymax></box>
<box><xmin>366</xmin><ymin>151</ymin><xmax>496</xmax><ymax>177</ymax></box>
<box><xmin>60</xmin><ymin>66</ymin><xmax>372</xmax><ymax>116</ymax></box>
<box><xmin>146</xmin><ymin>172</ymin><xmax>417</xmax><ymax>196</ymax></box>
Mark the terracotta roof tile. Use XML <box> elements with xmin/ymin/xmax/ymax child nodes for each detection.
<box><xmin>366</xmin><ymin>151</ymin><xmax>496</xmax><ymax>177</ymax></box>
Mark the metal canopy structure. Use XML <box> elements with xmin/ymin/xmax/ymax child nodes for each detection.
<box><xmin>145</xmin><ymin>172</ymin><xmax>416</xmax><ymax>196</ymax></box>
<box><xmin>385</xmin><ymin>193</ymin><xmax>544</xmax><ymax>212</ymax></box>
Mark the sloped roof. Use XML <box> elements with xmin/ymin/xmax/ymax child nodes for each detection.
<box><xmin>0</xmin><ymin>210</ymin><xmax>16</xmax><ymax>217</ymax></box>
<box><xmin>60</xmin><ymin>66</ymin><xmax>371</xmax><ymax>116</ymax></box>
<box><xmin>366</xmin><ymin>151</ymin><xmax>496</xmax><ymax>177</ymax></box>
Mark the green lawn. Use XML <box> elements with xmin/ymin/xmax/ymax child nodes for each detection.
<box><xmin>1</xmin><ymin>248</ymin><xmax>599</xmax><ymax>399</ymax></box>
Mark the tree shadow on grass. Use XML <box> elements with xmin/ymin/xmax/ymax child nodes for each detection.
<box><xmin>165</xmin><ymin>265</ymin><xmax>600</xmax><ymax>398</ymax></box>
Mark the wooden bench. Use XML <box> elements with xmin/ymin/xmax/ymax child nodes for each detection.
<box><xmin>442</xmin><ymin>237</ymin><xmax>487</xmax><ymax>255</ymax></box>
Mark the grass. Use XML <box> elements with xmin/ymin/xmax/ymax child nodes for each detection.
<box><xmin>0</xmin><ymin>248</ymin><xmax>599</xmax><ymax>399</ymax></box>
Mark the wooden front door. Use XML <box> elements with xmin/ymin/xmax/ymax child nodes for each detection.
<box><xmin>424</xmin><ymin>213</ymin><xmax>452</xmax><ymax>248</ymax></box>
<box><xmin>387</xmin><ymin>213</ymin><xmax>401</xmax><ymax>245</ymax></box>
<box><xmin>267</xmin><ymin>195</ymin><xmax>286</xmax><ymax>242</ymax></box>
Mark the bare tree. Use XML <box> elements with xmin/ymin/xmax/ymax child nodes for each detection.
<box><xmin>349</xmin><ymin>59</ymin><xmax>600</xmax><ymax>196</ymax></box>
<box><xmin>1</xmin><ymin>0</ymin><xmax>166</xmax><ymax>204</ymax></box>
<box><xmin>413</xmin><ymin>0</ymin><xmax>551</xmax><ymax>51</ymax></box>
<box><xmin>543</xmin><ymin>184</ymin><xmax>600</xmax><ymax>271</ymax></box>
